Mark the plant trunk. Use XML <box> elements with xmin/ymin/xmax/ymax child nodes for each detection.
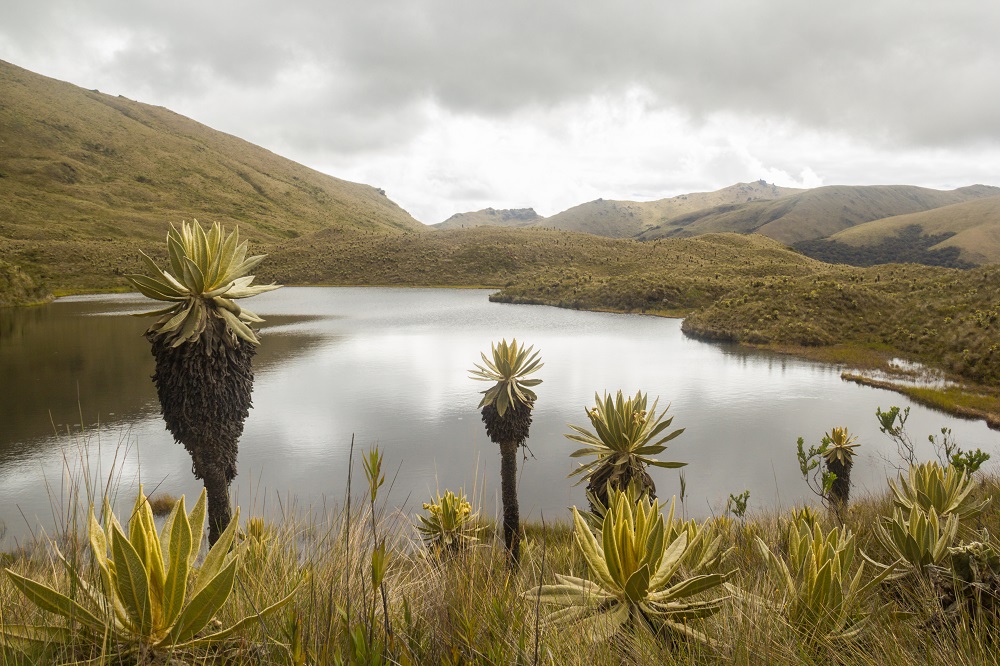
<box><xmin>586</xmin><ymin>466</ymin><xmax>656</xmax><ymax>513</ymax></box>
<box><xmin>203</xmin><ymin>464</ymin><xmax>233</xmax><ymax>545</ymax></box>
<box><xmin>499</xmin><ymin>440</ymin><xmax>521</xmax><ymax>566</ymax></box>
<box><xmin>826</xmin><ymin>458</ymin><xmax>851</xmax><ymax>509</ymax></box>
<box><xmin>147</xmin><ymin>318</ymin><xmax>256</xmax><ymax>546</ymax></box>
<box><xmin>480</xmin><ymin>402</ymin><xmax>532</xmax><ymax>566</ymax></box>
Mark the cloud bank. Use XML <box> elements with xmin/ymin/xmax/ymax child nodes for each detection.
<box><xmin>3</xmin><ymin>1</ymin><xmax>998</xmax><ymax>222</ymax></box>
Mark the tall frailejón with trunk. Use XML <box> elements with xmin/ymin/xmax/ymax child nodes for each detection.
<box><xmin>127</xmin><ymin>220</ymin><xmax>279</xmax><ymax>544</ymax></box>
<box><xmin>822</xmin><ymin>426</ymin><xmax>859</xmax><ymax>511</ymax></box>
<box><xmin>469</xmin><ymin>339</ymin><xmax>542</xmax><ymax>566</ymax></box>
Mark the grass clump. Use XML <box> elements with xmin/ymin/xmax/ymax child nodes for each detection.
<box><xmin>6</xmin><ymin>456</ymin><xmax>1000</xmax><ymax>664</ymax></box>
<box><xmin>147</xmin><ymin>492</ymin><xmax>179</xmax><ymax>517</ymax></box>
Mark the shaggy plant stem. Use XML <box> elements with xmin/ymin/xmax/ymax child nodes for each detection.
<box><xmin>500</xmin><ymin>440</ymin><xmax>521</xmax><ymax>566</ymax></box>
<box><xmin>204</xmin><ymin>465</ymin><xmax>233</xmax><ymax>546</ymax></box>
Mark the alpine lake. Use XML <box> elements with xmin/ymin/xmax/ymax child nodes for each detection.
<box><xmin>1</xmin><ymin>287</ymin><xmax>996</xmax><ymax>546</ymax></box>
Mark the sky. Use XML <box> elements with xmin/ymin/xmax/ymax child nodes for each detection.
<box><xmin>2</xmin><ymin>1</ymin><xmax>999</xmax><ymax>224</ymax></box>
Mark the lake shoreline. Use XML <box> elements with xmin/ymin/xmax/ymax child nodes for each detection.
<box><xmin>490</xmin><ymin>290</ymin><xmax>1000</xmax><ymax>430</ymax></box>
<box><xmin>12</xmin><ymin>282</ymin><xmax>1000</xmax><ymax>431</ymax></box>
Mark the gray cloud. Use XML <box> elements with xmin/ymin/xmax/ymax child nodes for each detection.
<box><xmin>5</xmin><ymin>0</ymin><xmax>999</xmax><ymax>154</ymax></box>
<box><xmin>2</xmin><ymin>1</ymin><xmax>999</xmax><ymax>221</ymax></box>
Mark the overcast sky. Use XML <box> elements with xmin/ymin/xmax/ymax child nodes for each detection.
<box><xmin>3</xmin><ymin>1</ymin><xmax>999</xmax><ymax>223</ymax></box>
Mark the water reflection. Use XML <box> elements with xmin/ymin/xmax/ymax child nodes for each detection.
<box><xmin>0</xmin><ymin>296</ymin><xmax>326</xmax><ymax>453</ymax></box>
<box><xmin>0</xmin><ymin>288</ymin><xmax>997</xmax><ymax>546</ymax></box>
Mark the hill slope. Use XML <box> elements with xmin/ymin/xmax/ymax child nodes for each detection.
<box><xmin>433</xmin><ymin>207</ymin><xmax>542</xmax><ymax>230</ymax></box>
<box><xmin>538</xmin><ymin>180</ymin><xmax>801</xmax><ymax>238</ymax></box>
<box><xmin>795</xmin><ymin>196</ymin><xmax>1000</xmax><ymax>266</ymax></box>
<box><xmin>0</xmin><ymin>59</ymin><xmax>422</xmax><ymax>296</ymax></box>
<box><xmin>269</xmin><ymin>222</ymin><xmax>1000</xmax><ymax>392</ymax></box>
<box><xmin>638</xmin><ymin>184</ymin><xmax>1000</xmax><ymax>245</ymax></box>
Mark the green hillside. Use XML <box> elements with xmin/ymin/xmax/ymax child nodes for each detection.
<box><xmin>796</xmin><ymin>196</ymin><xmax>1000</xmax><ymax>267</ymax></box>
<box><xmin>0</xmin><ymin>259</ymin><xmax>49</xmax><ymax>306</ymax></box>
<box><xmin>638</xmin><ymin>184</ymin><xmax>1000</xmax><ymax>245</ymax></box>
<box><xmin>430</xmin><ymin>183</ymin><xmax>1000</xmax><ymax>269</ymax></box>
<box><xmin>0</xmin><ymin>59</ymin><xmax>422</xmax><ymax>297</ymax></box>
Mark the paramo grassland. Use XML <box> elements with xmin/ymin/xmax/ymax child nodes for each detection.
<box><xmin>5</xmin><ymin>449</ymin><xmax>1000</xmax><ymax>665</ymax></box>
<box><xmin>3</xmin><ymin>57</ymin><xmax>999</xmax><ymax>424</ymax></box>
<box><xmin>483</xmin><ymin>233</ymin><xmax>1000</xmax><ymax>388</ymax></box>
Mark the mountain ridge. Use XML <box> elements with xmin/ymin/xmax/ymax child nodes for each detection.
<box><xmin>432</xmin><ymin>183</ymin><xmax>1000</xmax><ymax>266</ymax></box>
<box><xmin>433</xmin><ymin>207</ymin><xmax>542</xmax><ymax>230</ymax></box>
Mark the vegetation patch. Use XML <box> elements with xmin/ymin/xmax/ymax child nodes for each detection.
<box><xmin>794</xmin><ymin>225</ymin><xmax>976</xmax><ymax>268</ymax></box>
<box><xmin>0</xmin><ymin>259</ymin><xmax>51</xmax><ymax>307</ymax></box>
<box><xmin>842</xmin><ymin>374</ymin><xmax>1000</xmax><ymax>430</ymax></box>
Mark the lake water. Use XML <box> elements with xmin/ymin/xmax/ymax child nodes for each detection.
<box><xmin>0</xmin><ymin>287</ymin><xmax>996</xmax><ymax>545</ymax></box>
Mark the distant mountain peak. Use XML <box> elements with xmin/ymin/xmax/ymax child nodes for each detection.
<box><xmin>434</xmin><ymin>207</ymin><xmax>543</xmax><ymax>230</ymax></box>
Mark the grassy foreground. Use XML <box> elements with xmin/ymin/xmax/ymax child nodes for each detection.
<box><xmin>3</xmin><ymin>458</ymin><xmax>1000</xmax><ymax>665</ymax></box>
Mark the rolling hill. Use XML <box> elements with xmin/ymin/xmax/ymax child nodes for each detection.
<box><xmin>637</xmin><ymin>184</ymin><xmax>1000</xmax><ymax>245</ymax></box>
<box><xmin>796</xmin><ymin>196</ymin><xmax>1000</xmax><ymax>266</ymax></box>
<box><xmin>431</xmin><ymin>183</ymin><xmax>1000</xmax><ymax>269</ymax></box>
<box><xmin>433</xmin><ymin>181</ymin><xmax>800</xmax><ymax>238</ymax></box>
<box><xmin>535</xmin><ymin>180</ymin><xmax>801</xmax><ymax>238</ymax></box>
<box><xmin>0</xmin><ymin>58</ymin><xmax>422</xmax><ymax>295</ymax></box>
<box><xmin>433</xmin><ymin>207</ymin><xmax>542</xmax><ymax>230</ymax></box>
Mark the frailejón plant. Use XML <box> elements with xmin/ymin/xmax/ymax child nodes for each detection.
<box><xmin>527</xmin><ymin>491</ymin><xmax>731</xmax><ymax>646</ymax></box>
<box><xmin>469</xmin><ymin>339</ymin><xmax>542</xmax><ymax>565</ymax></box>
<box><xmin>868</xmin><ymin>507</ymin><xmax>959</xmax><ymax>577</ymax></box>
<box><xmin>1</xmin><ymin>488</ymin><xmax>297</xmax><ymax>657</ymax></box>
<box><xmin>822</xmin><ymin>427</ymin><xmax>859</xmax><ymax>508</ymax></box>
<box><xmin>566</xmin><ymin>390</ymin><xmax>685</xmax><ymax>509</ymax></box>
<box><xmin>753</xmin><ymin>522</ymin><xmax>897</xmax><ymax>642</ymax></box>
<box><xmin>417</xmin><ymin>489</ymin><xmax>480</xmax><ymax>554</ymax></box>
<box><xmin>581</xmin><ymin>487</ymin><xmax>733</xmax><ymax>575</ymax></box>
<box><xmin>942</xmin><ymin>536</ymin><xmax>1000</xmax><ymax>621</ymax></box>
<box><xmin>126</xmin><ymin>220</ymin><xmax>280</xmax><ymax>543</ymax></box>
<box><xmin>889</xmin><ymin>461</ymin><xmax>990</xmax><ymax>524</ymax></box>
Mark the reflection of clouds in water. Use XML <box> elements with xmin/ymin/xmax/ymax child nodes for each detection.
<box><xmin>2</xmin><ymin>288</ymin><xmax>999</xmax><ymax>546</ymax></box>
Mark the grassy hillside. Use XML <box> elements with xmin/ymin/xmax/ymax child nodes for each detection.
<box><xmin>519</xmin><ymin>180</ymin><xmax>801</xmax><ymax>239</ymax></box>
<box><xmin>793</xmin><ymin>225</ymin><xmax>975</xmax><ymax>269</ymax></box>
<box><xmin>639</xmin><ymin>184</ymin><xmax>1000</xmax><ymax>246</ymax></box>
<box><xmin>263</xmin><ymin>226</ymin><xmax>819</xmax><ymax>299</ymax></box>
<box><xmin>0</xmin><ymin>59</ymin><xmax>421</xmax><ymax>298</ymax></box>
<box><xmin>432</xmin><ymin>207</ymin><xmax>542</xmax><ymax>230</ymax></box>
<box><xmin>0</xmin><ymin>259</ymin><xmax>50</xmax><ymax>307</ymax></box>
<box><xmin>487</xmin><ymin>234</ymin><xmax>1000</xmax><ymax>402</ymax></box>
<box><xmin>265</xmin><ymin>225</ymin><xmax>679</xmax><ymax>288</ymax></box>
<box><xmin>797</xmin><ymin>196</ymin><xmax>1000</xmax><ymax>266</ymax></box>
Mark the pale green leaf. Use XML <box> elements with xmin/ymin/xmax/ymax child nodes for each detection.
<box><xmin>163</xmin><ymin>495</ymin><xmax>192</xmax><ymax>628</ymax></box>
<box><xmin>164</xmin><ymin>558</ymin><xmax>236</xmax><ymax>646</ymax></box>
<box><xmin>110</xmin><ymin>521</ymin><xmax>153</xmax><ymax>637</ymax></box>
<box><xmin>4</xmin><ymin>569</ymin><xmax>105</xmax><ymax>632</ymax></box>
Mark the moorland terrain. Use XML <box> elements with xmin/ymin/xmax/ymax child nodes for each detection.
<box><xmin>2</xmin><ymin>58</ymin><xmax>999</xmax><ymax>425</ymax></box>
<box><xmin>5</xmin><ymin>56</ymin><xmax>1000</xmax><ymax>666</ymax></box>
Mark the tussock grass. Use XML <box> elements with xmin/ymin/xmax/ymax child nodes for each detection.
<box><xmin>5</xmin><ymin>445</ymin><xmax>1000</xmax><ymax>664</ymax></box>
<box><xmin>146</xmin><ymin>492</ymin><xmax>180</xmax><ymax>517</ymax></box>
